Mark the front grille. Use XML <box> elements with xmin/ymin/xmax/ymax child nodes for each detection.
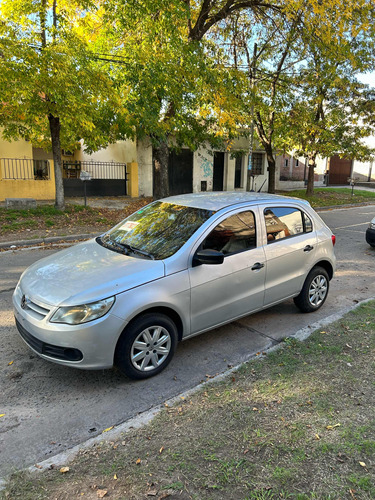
<box><xmin>24</xmin><ymin>299</ymin><xmax>50</xmax><ymax>319</ymax></box>
<box><xmin>16</xmin><ymin>319</ymin><xmax>83</xmax><ymax>362</ymax></box>
<box><xmin>16</xmin><ymin>287</ymin><xmax>51</xmax><ymax>320</ymax></box>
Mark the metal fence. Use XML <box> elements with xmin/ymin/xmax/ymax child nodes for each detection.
<box><xmin>0</xmin><ymin>158</ymin><xmax>50</xmax><ymax>180</ymax></box>
<box><xmin>63</xmin><ymin>161</ymin><xmax>127</xmax><ymax>179</ymax></box>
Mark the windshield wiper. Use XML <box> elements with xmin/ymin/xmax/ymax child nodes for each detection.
<box><xmin>96</xmin><ymin>236</ymin><xmax>127</xmax><ymax>254</ymax></box>
<box><xmin>119</xmin><ymin>242</ymin><xmax>155</xmax><ymax>260</ymax></box>
<box><xmin>96</xmin><ymin>236</ymin><xmax>154</xmax><ymax>260</ymax></box>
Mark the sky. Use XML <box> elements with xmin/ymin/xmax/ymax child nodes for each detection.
<box><xmin>359</xmin><ymin>72</ymin><xmax>375</xmax><ymax>88</ymax></box>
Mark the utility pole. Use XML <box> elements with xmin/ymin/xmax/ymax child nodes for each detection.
<box><xmin>247</xmin><ymin>42</ymin><xmax>257</xmax><ymax>191</ymax></box>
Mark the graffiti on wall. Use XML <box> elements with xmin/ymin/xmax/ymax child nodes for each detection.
<box><xmin>199</xmin><ymin>154</ymin><xmax>213</xmax><ymax>178</ymax></box>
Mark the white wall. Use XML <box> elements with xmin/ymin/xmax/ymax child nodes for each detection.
<box><xmin>137</xmin><ymin>137</ymin><xmax>153</xmax><ymax>196</ymax></box>
<box><xmin>193</xmin><ymin>147</ymin><xmax>214</xmax><ymax>192</ymax></box>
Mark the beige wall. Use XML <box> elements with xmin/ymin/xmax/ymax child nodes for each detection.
<box><xmin>0</xmin><ymin>160</ymin><xmax>56</xmax><ymax>201</ymax></box>
<box><xmin>77</xmin><ymin>139</ymin><xmax>137</xmax><ymax>164</ymax></box>
<box><xmin>0</xmin><ymin>134</ymin><xmax>33</xmax><ymax>159</ymax></box>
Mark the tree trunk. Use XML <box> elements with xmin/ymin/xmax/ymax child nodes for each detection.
<box><xmin>306</xmin><ymin>153</ymin><xmax>316</xmax><ymax>197</ymax></box>
<box><xmin>153</xmin><ymin>140</ymin><xmax>169</xmax><ymax>199</ymax></box>
<box><xmin>48</xmin><ymin>114</ymin><xmax>65</xmax><ymax>210</ymax></box>
<box><xmin>265</xmin><ymin>145</ymin><xmax>276</xmax><ymax>194</ymax></box>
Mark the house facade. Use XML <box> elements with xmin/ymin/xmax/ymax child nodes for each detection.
<box><xmin>0</xmin><ymin>133</ymin><xmax>270</xmax><ymax>201</ymax></box>
<box><xmin>4</xmin><ymin>130</ymin><xmax>367</xmax><ymax>202</ymax></box>
<box><xmin>136</xmin><ymin>136</ymin><xmax>269</xmax><ymax>197</ymax></box>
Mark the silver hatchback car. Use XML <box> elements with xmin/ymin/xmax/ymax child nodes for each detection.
<box><xmin>13</xmin><ymin>192</ymin><xmax>336</xmax><ymax>379</ymax></box>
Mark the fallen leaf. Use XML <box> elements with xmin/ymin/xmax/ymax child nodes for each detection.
<box><xmin>159</xmin><ymin>446</ymin><xmax>164</xmax><ymax>454</ymax></box>
<box><xmin>114</xmin><ymin>474</ymin><xmax>118</xmax><ymax>480</ymax></box>
<box><xmin>0</xmin><ymin>414</ymin><xmax>5</xmax><ymax>418</ymax></box>
<box><xmin>102</xmin><ymin>426</ymin><xmax>114</xmax><ymax>433</ymax></box>
<box><xmin>326</xmin><ymin>423</ymin><xmax>341</xmax><ymax>430</ymax></box>
<box><xmin>136</xmin><ymin>458</ymin><xmax>141</xmax><ymax>465</ymax></box>
<box><xmin>34</xmin><ymin>464</ymin><xmax>43</xmax><ymax>469</ymax></box>
<box><xmin>8</xmin><ymin>361</ymin><xmax>14</xmax><ymax>366</ymax></box>
<box><xmin>60</xmin><ymin>467</ymin><xmax>70</xmax><ymax>473</ymax></box>
<box><xmin>359</xmin><ymin>461</ymin><xmax>366</xmax><ymax>468</ymax></box>
<box><xmin>315</xmin><ymin>434</ymin><xmax>320</xmax><ymax>440</ymax></box>
<box><xmin>97</xmin><ymin>489</ymin><xmax>108</xmax><ymax>498</ymax></box>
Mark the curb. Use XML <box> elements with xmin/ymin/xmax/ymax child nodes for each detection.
<box><xmin>0</xmin><ymin>233</ymin><xmax>101</xmax><ymax>250</ymax></box>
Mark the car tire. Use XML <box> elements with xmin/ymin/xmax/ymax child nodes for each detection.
<box><xmin>115</xmin><ymin>313</ymin><xmax>178</xmax><ymax>379</ymax></box>
<box><xmin>293</xmin><ymin>266</ymin><xmax>329</xmax><ymax>313</ymax></box>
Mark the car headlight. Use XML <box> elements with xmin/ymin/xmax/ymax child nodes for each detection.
<box><xmin>369</xmin><ymin>221</ymin><xmax>375</xmax><ymax>230</ymax></box>
<box><xmin>50</xmin><ymin>297</ymin><xmax>115</xmax><ymax>325</ymax></box>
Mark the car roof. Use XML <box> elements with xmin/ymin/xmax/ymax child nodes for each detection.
<box><xmin>163</xmin><ymin>191</ymin><xmax>308</xmax><ymax>211</ymax></box>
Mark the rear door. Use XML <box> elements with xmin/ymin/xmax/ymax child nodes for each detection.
<box><xmin>261</xmin><ymin>205</ymin><xmax>318</xmax><ymax>306</ymax></box>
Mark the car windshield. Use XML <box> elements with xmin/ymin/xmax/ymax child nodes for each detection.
<box><xmin>98</xmin><ymin>201</ymin><xmax>215</xmax><ymax>260</ymax></box>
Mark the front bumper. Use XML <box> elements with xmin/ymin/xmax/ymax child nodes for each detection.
<box><xmin>366</xmin><ymin>228</ymin><xmax>375</xmax><ymax>247</ymax></box>
<box><xmin>13</xmin><ymin>291</ymin><xmax>126</xmax><ymax>370</ymax></box>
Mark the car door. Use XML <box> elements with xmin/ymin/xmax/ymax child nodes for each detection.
<box><xmin>189</xmin><ymin>209</ymin><xmax>266</xmax><ymax>334</ymax></box>
<box><xmin>261</xmin><ymin>205</ymin><xmax>318</xmax><ymax>306</ymax></box>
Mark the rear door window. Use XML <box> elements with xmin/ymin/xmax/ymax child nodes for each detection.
<box><xmin>264</xmin><ymin>207</ymin><xmax>312</xmax><ymax>243</ymax></box>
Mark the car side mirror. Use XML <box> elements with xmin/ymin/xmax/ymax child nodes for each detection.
<box><xmin>194</xmin><ymin>249</ymin><xmax>224</xmax><ymax>266</ymax></box>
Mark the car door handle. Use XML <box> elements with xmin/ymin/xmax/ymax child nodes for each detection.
<box><xmin>303</xmin><ymin>245</ymin><xmax>314</xmax><ymax>252</ymax></box>
<box><xmin>251</xmin><ymin>262</ymin><xmax>265</xmax><ymax>271</ymax></box>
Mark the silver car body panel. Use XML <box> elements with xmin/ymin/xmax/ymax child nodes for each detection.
<box><xmin>13</xmin><ymin>192</ymin><xmax>336</xmax><ymax>370</ymax></box>
<box><xmin>17</xmin><ymin>239</ymin><xmax>165</xmax><ymax>306</ymax></box>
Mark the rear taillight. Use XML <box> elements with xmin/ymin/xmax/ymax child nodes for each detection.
<box><xmin>331</xmin><ymin>234</ymin><xmax>336</xmax><ymax>246</ymax></box>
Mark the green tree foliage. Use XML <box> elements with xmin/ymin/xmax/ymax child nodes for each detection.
<box><xmin>0</xmin><ymin>0</ymin><xmax>123</xmax><ymax>208</ymax></box>
<box><xmin>214</xmin><ymin>0</ymin><xmax>375</xmax><ymax>193</ymax></box>
<box><xmin>281</xmin><ymin>29</ymin><xmax>375</xmax><ymax>195</ymax></box>
<box><xmin>103</xmin><ymin>0</ymin><xmax>288</xmax><ymax>198</ymax></box>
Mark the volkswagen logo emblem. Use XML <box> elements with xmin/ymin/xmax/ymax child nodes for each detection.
<box><xmin>21</xmin><ymin>294</ymin><xmax>27</xmax><ymax>310</ymax></box>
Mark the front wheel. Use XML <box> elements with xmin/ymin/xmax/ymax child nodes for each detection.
<box><xmin>115</xmin><ymin>313</ymin><xmax>178</xmax><ymax>379</ymax></box>
<box><xmin>293</xmin><ymin>266</ymin><xmax>329</xmax><ymax>313</ymax></box>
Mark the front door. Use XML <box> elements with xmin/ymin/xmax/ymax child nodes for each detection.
<box><xmin>189</xmin><ymin>210</ymin><xmax>266</xmax><ymax>334</ymax></box>
<box><xmin>168</xmin><ymin>149</ymin><xmax>193</xmax><ymax>195</ymax></box>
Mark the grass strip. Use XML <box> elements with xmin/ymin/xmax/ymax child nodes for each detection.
<box><xmin>281</xmin><ymin>187</ymin><xmax>375</xmax><ymax>208</ymax></box>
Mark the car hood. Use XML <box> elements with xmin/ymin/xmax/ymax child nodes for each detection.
<box><xmin>19</xmin><ymin>239</ymin><xmax>165</xmax><ymax>306</ymax></box>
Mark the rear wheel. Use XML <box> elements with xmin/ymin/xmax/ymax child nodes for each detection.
<box><xmin>293</xmin><ymin>266</ymin><xmax>329</xmax><ymax>313</ymax></box>
<box><xmin>115</xmin><ymin>313</ymin><xmax>178</xmax><ymax>379</ymax></box>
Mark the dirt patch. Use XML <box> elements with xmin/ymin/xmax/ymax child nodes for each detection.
<box><xmin>3</xmin><ymin>302</ymin><xmax>375</xmax><ymax>499</ymax></box>
<box><xmin>0</xmin><ymin>198</ymin><xmax>152</xmax><ymax>244</ymax></box>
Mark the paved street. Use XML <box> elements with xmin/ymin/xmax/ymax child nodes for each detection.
<box><xmin>0</xmin><ymin>205</ymin><xmax>374</xmax><ymax>478</ymax></box>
